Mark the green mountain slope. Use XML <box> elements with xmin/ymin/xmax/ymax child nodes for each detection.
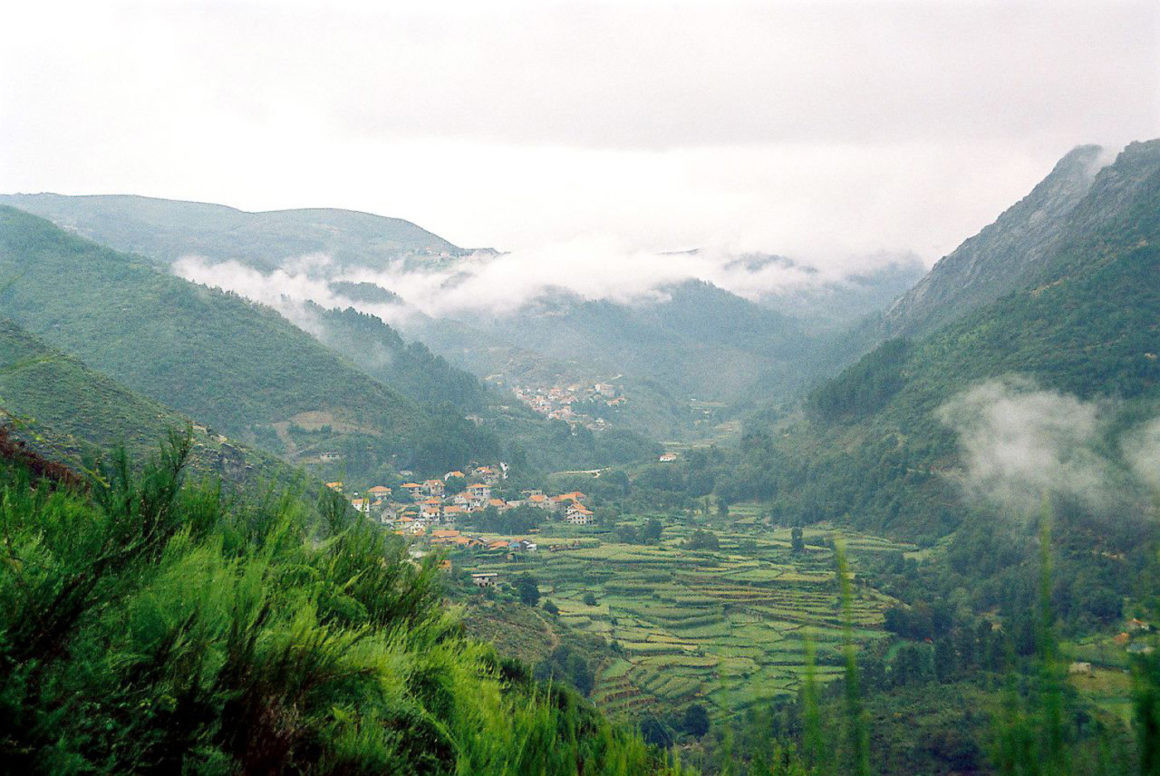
<box><xmin>0</xmin><ymin>193</ymin><xmax>463</xmax><ymax>271</ymax></box>
<box><xmin>879</xmin><ymin>144</ymin><xmax>1106</xmax><ymax>338</ymax></box>
<box><xmin>0</xmin><ymin>318</ymin><xmax>301</xmax><ymax>487</ymax></box>
<box><xmin>460</xmin><ymin>279</ymin><xmax>813</xmax><ymax>403</ymax></box>
<box><xmin>305</xmin><ymin>302</ymin><xmax>490</xmax><ymax>411</ymax></box>
<box><xmin>730</xmin><ymin>139</ymin><xmax>1160</xmax><ymax>541</ymax></box>
<box><xmin>0</xmin><ymin>207</ymin><xmax>496</xmax><ymax>476</ymax></box>
<box><xmin>0</xmin><ymin>192</ymin><xmax>889</xmax><ymax>442</ymax></box>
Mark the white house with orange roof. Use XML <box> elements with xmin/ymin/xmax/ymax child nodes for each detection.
<box><xmin>467</xmin><ymin>483</ymin><xmax>492</xmax><ymax>507</ymax></box>
<box><xmin>366</xmin><ymin>485</ymin><xmax>392</xmax><ymax>505</ymax></box>
<box><xmin>565</xmin><ymin>503</ymin><xmax>594</xmax><ymax>525</ymax></box>
<box><xmin>401</xmin><ymin>520</ymin><xmax>427</xmax><ymax>536</ymax></box>
<box><xmin>473</xmin><ymin>466</ymin><xmax>500</xmax><ymax>485</ymax></box>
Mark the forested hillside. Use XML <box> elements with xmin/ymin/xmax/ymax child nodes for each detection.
<box><xmin>879</xmin><ymin>144</ymin><xmax>1106</xmax><ymax>339</ymax></box>
<box><xmin>0</xmin><ymin>207</ymin><xmax>499</xmax><ymax>477</ymax></box>
<box><xmin>1</xmin><ymin>193</ymin><xmax>908</xmax><ymax>443</ymax></box>
<box><xmin>724</xmin><ymin>140</ymin><xmax>1160</xmax><ymax>539</ymax></box>
<box><xmin>462</xmin><ymin>280</ymin><xmax>816</xmax><ymax>406</ymax></box>
<box><xmin>0</xmin><ymin>318</ymin><xmax>313</xmax><ymax>490</ymax></box>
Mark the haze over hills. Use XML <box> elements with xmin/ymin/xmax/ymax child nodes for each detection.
<box><xmin>0</xmin><ymin>193</ymin><xmax>465</xmax><ymax>272</ymax></box>
<box><xmin>1</xmin><ymin>192</ymin><xmax>925</xmax><ymax>442</ymax></box>
<box><xmin>732</xmin><ymin>139</ymin><xmax>1160</xmax><ymax>539</ymax></box>
<box><xmin>0</xmin><ymin>141</ymin><xmax>1158</xmax><ymax>774</ymax></box>
<box><xmin>4</xmin><ymin>0</ymin><xmax>1158</xmax><ymax>770</ymax></box>
<box><xmin>0</xmin><ymin>206</ymin><xmax>501</xmax><ymax>478</ymax></box>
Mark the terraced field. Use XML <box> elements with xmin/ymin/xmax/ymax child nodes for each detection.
<box><xmin>458</xmin><ymin>515</ymin><xmax>914</xmax><ymax>720</ymax></box>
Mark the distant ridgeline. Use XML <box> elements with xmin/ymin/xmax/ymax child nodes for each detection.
<box><xmin>0</xmin><ymin>193</ymin><xmax>466</xmax><ymax>271</ymax></box>
<box><xmin>718</xmin><ymin>140</ymin><xmax>1160</xmax><ymax>540</ymax></box>
<box><xmin>0</xmin><ymin>192</ymin><xmax>925</xmax><ymax>445</ymax></box>
<box><xmin>0</xmin><ymin>206</ymin><xmax>504</xmax><ymax>478</ymax></box>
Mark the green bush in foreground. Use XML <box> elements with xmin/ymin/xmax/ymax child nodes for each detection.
<box><xmin>0</xmin><ymin>430</ymin><xmax>681</xmax><ymax>775</ymax></box>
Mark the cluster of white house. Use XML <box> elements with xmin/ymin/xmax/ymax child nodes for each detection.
<box><xmin>510</xmin><ymin>381</ymin><xmax>624</xmax><ymax>428</ymax></box>
<box><xmin>328</xmin><ymin>465</ymin><xmax>595</xmax><ymax>537</ymax></box>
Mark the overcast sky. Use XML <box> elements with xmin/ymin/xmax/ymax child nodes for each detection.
<box><xmin>2</xmin><ymin>0</ymin><xmax>1157</xmax><ymax>268</ymax></box>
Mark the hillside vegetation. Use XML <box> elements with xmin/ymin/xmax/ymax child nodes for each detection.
<box><xmin>0</xmin><ymin>433</ymin><xmax>680</xmax><ymax>774</ymax></box>
<box><xmin>0</xmin><ymin>207</ymin><xmax>500</xmax><ymax>477</ymax></box>
<box><xmin>0</xmin><ymin>318</ymin><xmax>300</xmax><ymax>488</ymax></box>
<box><xmin>728</xmin><ymin>140</ymin><xmax>1160</xmax><ymax>541</ymax></box>
<box><xmin>0</xmin><ymin>193</ymin><xmax>463</xmax><ymax>271</ymax></box>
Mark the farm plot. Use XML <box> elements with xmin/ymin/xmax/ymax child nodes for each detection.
<box><xmin>456</xmin><ymin>518</ymin><xmax>908</xmax><ymax>722</ymax></box>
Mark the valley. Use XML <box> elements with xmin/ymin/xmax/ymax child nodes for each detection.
<box><xmin>1</xmin><ymin>138</ymin><xmax>1158</xmax><ymax>774</ymax></box>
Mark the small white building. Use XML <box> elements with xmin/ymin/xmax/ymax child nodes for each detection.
<box><xmin>471</xmin><ymin>572</ymin><xmax>499</xmax><ymax>588</ymax></box>
<box><xmin>565</xmin><ymin>504</ymin><xmax>594</xmax><ymax>525</ymax></box>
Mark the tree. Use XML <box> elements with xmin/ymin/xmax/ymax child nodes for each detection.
<box><xmin>515</xmin><ymin>573</ymin><xmax>540</xmax><ymax>606</ymax></box>
<box><xmin>542</xmin><ymin>599</ymin><xmax>559</xmax><ymax>615</ymax></box>
<box><xmin>681</xmin><ymin>704</ymin><xmax>711</xmax><ymax>738</ymax></box>
<box><xmin>791</xmin><ymin>526</ymin><xmax>805</xmax><ymax>553</ymax></box>
<box><xmin>583</xmin><ymin>592</ymin><xmax>598</xmax><ymax>606</ymax></box>
<box><xmin>685</xmin><ymin>529</ymin><xmax>720</xmax><ymax>551</ymax></box>
<box><xmin>642</xmin><ymin>517</ymin><xmax>663</xmax><ymax>544</ymax></box>
<box><xmin>640</xmin><ymin>716</ymin><xmax>673</xmax><ymax>749</ymax></box>
<box><xmin>934</xmin><ymin>637</ymin><xmax>957</xmax><ymax>682</ymax></box>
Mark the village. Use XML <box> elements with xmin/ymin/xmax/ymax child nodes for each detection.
<box><xmin>505</xmin><ymin>379</ymin><xmax>626</xmax><ymax>429</ymax></box>
<box><xmin>327</xmin><ymin>463</ymin><xmax>595</xmax><ymax>554</ymax></box>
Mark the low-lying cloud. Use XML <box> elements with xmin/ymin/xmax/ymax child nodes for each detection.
<box><xmin>1124</xmin><ymin>416</ymin><xmax>1160</xmax><ymax>495</ymax></box>
<box><xmin>173</xmin><ymin>240</ymin><xmax>917</xmax><ymax>324</ymax></box>
<box><xmin>937</xmin><ymin>377</ymin><xmax>1120</xmax><ymax>516</ymax></box>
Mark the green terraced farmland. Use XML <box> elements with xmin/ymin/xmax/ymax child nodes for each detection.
<box><xmin>455</xmin><ymin>515</ymin><xmax>910</xmax><ymax>723</ymax></box>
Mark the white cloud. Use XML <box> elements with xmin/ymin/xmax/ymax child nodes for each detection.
<box><xmin>937</xmin><ymin>377</ymin><xmax>1116</xmax><ymax>516</ymax></box>
<box><xmin>172</xmin><ymin>236</ymin><xmax>902</xmax><ymax>321</ymax></box>
<box><xmin>1123</xmin><ymin>416</ymin><xmax>1160</xmax><ymax>495</ymax></box>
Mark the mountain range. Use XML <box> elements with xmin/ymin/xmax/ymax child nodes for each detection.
<box><xmin>1</xmin><ymin>192</ymin><xmax>922</xmax><ymax>442</ymax></box>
